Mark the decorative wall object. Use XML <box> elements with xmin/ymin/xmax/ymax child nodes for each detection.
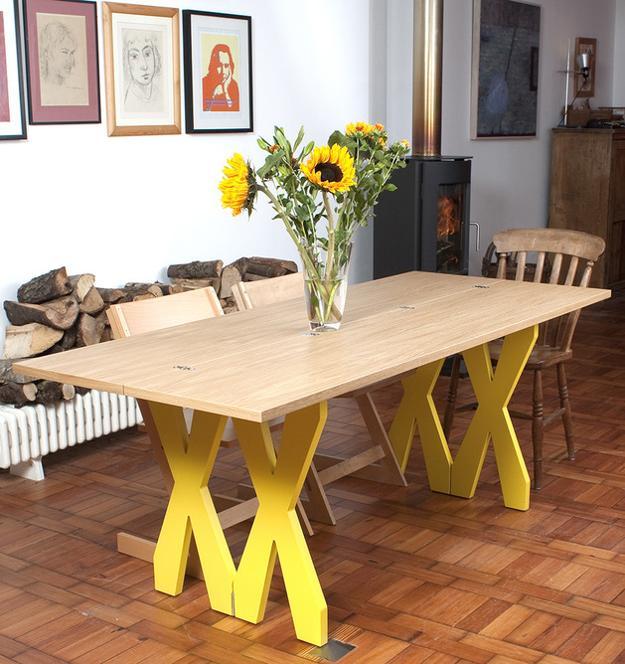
<box><xmin>575</xmin><ymin>37</ymin><xmax>596</xmax><ymax>98</ymax></box>
<box><xmin>102</xmin><ymin>2</ymin><xmax>180</xmax><ymax>136</ymax></box>
<box><xmin>471</xmin><ymin>0</ymin><xmax>541</xmax><ymax>138</ymax></box>
<box><xmin>0</xmin><ymin>0</ymin><xmax>27</xmax><ymax>138</ymax></box>
<box><xmin>183</xmin><ymin>9</ymin><xmax>252</xmax><ymax>133</ymax></box>
<box><xmin>23</xmin><ymin>0</ymin><xmax>100</xmax><ymax>124</ymax></box>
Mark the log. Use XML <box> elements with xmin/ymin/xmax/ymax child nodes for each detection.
<box><xmin>79</xmin><ymin>287</ymin><xmax>105</xmax><ymax>315</ymax></box>
<box><xmin>3</xmin><ymin>297</ymin><xmax>79</xmax><ymax>331</ymax></box>
<box><xmin>76</xmin><ymin>314</ymin><xmax>105</xmax><ymax>347</ymax></box>
<box><xmin>68</xmin><ymin>274</ymin><xmax>96</xmax><ymax>302</ymax></box>
<box><xmin>245</xmin><ymin>256</ymin><xmax>298</xmax><ymax>278</ymax></box>
<box><xmin>124</xmin><ymin>282</ymin><xmax>167</xmax><ymax>296</ymax></box>
<box><xmin>97</xmin><ymin>288</ymin><xmax>125</xmax><ymax>304</ymax></box>
<box><xmin>167</xmin><ymin>260</ymin><xmax>223</xmax><ymax>280</ymax></box>
<box><xmin>243</xmin><ymin>272</ymin><xmax>269</xmax><ymax>282</ymax></box>
<box><xmin>17</xmin><ymin>267</ymin><xmax>72</xmax><ymax>304</ymax></box>
<box><xmin>119</xmin><ymin>285</ymin><xmax>162</xmax><ymax>302</ymax></box>
<box><xmin>0</xmin><ymin>381</ymin><xmax>37</xmax><ymax>407</ymax></box>
<box><xmin>3</xmin><ymin>324</ymin><xmax>63</xmax><ymax>359</ymax></box>
<box><xmin>169</xmin><ymin>277</ymin><xmax>221</xmax><ymax>291</ymax></box>
<box><xmin>35</xmin><ymin>380</ymin><xmax>75</xmax><ymax>404</ymax></box>
<box><xmin>219</xmin><ymin>263</ymin><xmax>245</xmax><ymax>298</ymax></box>
<box><xmin>60</xmin><ymin>327</ymin><xmax>77</xmax><ymax>350</ymax></box>
<box><xmin>0</xmin><ymin>359</ymin><xmax>34</xmax><ymax>385</ymax></box>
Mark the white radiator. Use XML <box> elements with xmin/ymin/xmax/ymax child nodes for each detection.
<box><xmin>0</xmin><ymin>390</ymin><xmax>143</xmax><ymax>476</ymax></box>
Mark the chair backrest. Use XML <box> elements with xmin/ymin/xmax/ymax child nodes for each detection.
<box><xmin>491</xmin><ymin>228</ymin><xmax>605</xmax><ymax>352</ymax></box>
<box><xmin>232</xmin><ymin>272</ymin><xmax>304</xmax><ymax>311</ymax></box>
<box><xmin>107</xmin><ymin>287</ymin><xmax>223</xmax><ymax>339</ymax></box>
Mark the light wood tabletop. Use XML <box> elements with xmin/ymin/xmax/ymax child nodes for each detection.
<box><xmin>14</xmin><ymin>272</ymin><xmax>610</xmax><ymax>422</ymax></box>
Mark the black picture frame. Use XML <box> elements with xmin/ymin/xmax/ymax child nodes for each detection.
<box><xmin>0</xmin><ymin>0</ymin><xmax>27</xmax><ymax>140</ymax></box>
<box><xmin>182</xmin><ymin>9</ymin><xmax>253</xmax><ymax>134</ymax></box>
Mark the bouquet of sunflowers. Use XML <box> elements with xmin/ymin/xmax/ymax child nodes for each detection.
<box><xmin>219</xmin><ymin>122</ymin><xmax>410</xmax><ymax>330</ymax></box>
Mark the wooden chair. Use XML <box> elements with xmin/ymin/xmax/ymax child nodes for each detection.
<box><xmin>443</xmin><ymin>228</ymin><xmax>606</xmax><ymax>490</ymax></box>
<box><xmin>107</xmin><ymin>287</ymin><xmax>314</xmax><ymax>572</ymax></box>
<box><xmin>232</xmin><ymin>274</ymin><xmax>408</xmax><ymax>526</ymax></box>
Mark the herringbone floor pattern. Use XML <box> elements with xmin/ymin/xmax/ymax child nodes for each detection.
<box><xmin>0</xmin><ymin>290</ymin><xmax>624</xmax><ymax>663</ymax></box>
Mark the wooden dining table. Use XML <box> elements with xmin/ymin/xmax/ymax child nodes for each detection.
<box><xmin>13</xmin><ymin>271</ymin><xmax>610</xmax><ymax>646</ymax></box>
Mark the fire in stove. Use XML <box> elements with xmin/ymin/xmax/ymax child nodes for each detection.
<box><xmin>437</xmin><ymin>195</ymin><xmax>460</xmax><ymax>240</ymax></box>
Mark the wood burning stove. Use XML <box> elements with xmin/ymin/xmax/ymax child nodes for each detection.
<box><xmin>374</xmin><ymin>156</ymin><xmax>471</xmax><ymax>277</ymax></box>
<box><xmin>373</xmin><ymin>0</ymin><xmax>473</xmax><ymax>279</ymax></box>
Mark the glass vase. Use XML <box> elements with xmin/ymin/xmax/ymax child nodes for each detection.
<box><xmin>302</xmin><ymin>243</ymin><xmax>351</xmax><ymax>332</ymax></box>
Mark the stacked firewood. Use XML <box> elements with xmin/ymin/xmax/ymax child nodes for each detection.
<box><xmin>1</xmin><ymin>258</ymin><xmax>297</xmax><ymax>407</ymax></box>
<box><xmin>168</xmin><ymin>256</ymin><xmax>298</xmax><ymax>312</ymax></box>
<box><xmin>0</xmin><ymin>267</ymin><xmax>183</xmax><ymax>407</ymax></box>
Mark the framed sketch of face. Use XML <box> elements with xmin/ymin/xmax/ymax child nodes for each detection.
<box><xmin>0</xmin><ymin>0</ymin><xmax>27</xmax><ymax>139</ymax></box>
<box><xmin>23</xmin><ymin>0</ymin><xmax>100</xmax><ymax>124</ymax></box>
<box><xmin>182</xmin><ymin>10</ymin><xmax>253</xmax><ymax>134</ymax></box>
<box><xmin>103</xmin><ymin>2</ymin><xmax>180</xmax><ymax>136</ymax></box>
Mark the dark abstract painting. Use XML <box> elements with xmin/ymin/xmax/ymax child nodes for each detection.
<box><xmin>472</xmin><ymin>0</ymin><xmax>541</xmax><ymax>138</ymax></box>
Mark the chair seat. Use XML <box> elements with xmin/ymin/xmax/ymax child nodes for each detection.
<box><xmin>490</xmin><ymin>340</ymin><xmax>572</xmax><ymax>369</ymax></box>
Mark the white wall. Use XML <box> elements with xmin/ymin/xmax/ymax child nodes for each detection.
<box><xmin>615</xmin><ymin>0</ymin><xmax>625</xmax><ymax>103</ymax></box>
<box><xmin>0</xmin><ymin>0</ymin><xmax>372</xmax><ymax>349</ymax></box>
<box><xmin>384</xmin><ymin>0</ymin><xmax>617</xmax><ymax>274</ymax></box>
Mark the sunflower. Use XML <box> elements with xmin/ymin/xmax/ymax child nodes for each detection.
<box><xmin>218</xmin><ymin>153</ymin><xmax>254</xmax><ymax>216</ymax></box>
<box><xmin>300</xmin><ymin>144</ymin><xmax>356</xmax><ymax>193</ymax></box>
<box><xmin>345</xmin><ymin>121</ymin><xmax>373</xmax><ymax>136</ymax></box>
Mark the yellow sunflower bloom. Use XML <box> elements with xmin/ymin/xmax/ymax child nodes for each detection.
<box><xmin>218</xmin><ymin>153</ymin><xmax>251</xmax><ymax>216</ymax></box>
<box><xmin>345</xmin><ymin>121</ymin><xmax>374</xmax><ymax>136</ymax></box>
<box><xmin>300</xmin><ymin>144</ymin><xmax>356</xmax><ymax>193</ymax></box>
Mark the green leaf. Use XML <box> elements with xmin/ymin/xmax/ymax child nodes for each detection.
<box><xmin>328</xmin><ymin>130</ymin><xmax>345</xmax><ymax>148</ymax></box>
<box><xmin>257</xmin><ymin>137</ymin><xmax>271</xmax><ymax>151</ymax></box>
<box><xmin>257</xmin><ymin>150</ymin><xmax>285</xmax><ymax>178</ymax></box>
<box><xmin>274</xmin><ymin>127</ymin><xmax>290</xmax><ymax>154</ymax></box>
<box><xmin>293</xmin><ymin>126</ymin><xmax>305</xmax><ymax>152</ymax></box>
<box><xmin>385</xmin><ymin>183</ymin><xmax>398</xmax><ymax>192</ymax></box>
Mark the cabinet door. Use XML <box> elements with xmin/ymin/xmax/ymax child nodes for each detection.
<box><xmin>609</xmin><ymin>140</ymin><xmax>625</xmax><ymax>285</ymax></box>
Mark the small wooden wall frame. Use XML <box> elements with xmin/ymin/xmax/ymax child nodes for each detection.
<box><xmin>575</xmin><ymin>36</ymin><xmax>597</xmax><ymax>99</ymax></box>
<box><xmin>102</xmin><ymin>2</ymin><xmax>181</xmax><ymax>136</ymax></box>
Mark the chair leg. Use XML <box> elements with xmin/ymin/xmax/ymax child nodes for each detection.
<box><xmin>557</xmin><ymin>363</ymin><xmax>575</xmax><ymax>461</ymax></box>
<box><xmin>532</xmin><ymin>369</ymin><xmax>544</xmax><ymax>490</ymax></box>
<box><xmin>443</xmin><ymin>355</ymin><xmax>461</xmax><ymax>439</ymax></box>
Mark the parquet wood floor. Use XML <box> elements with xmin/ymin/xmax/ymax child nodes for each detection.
<box><xmin>1</xmin><ymin>290</ymin><xmax>624</xmax><ymax>663</ymax></box>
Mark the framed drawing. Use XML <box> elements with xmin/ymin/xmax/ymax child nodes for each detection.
<box><xmin>23</xmin><ymin>0</ymin><xmax>100</xmax><ymax>124</ymax></box>
<box><xmin>183</xmin><ymin>10</ymin><xmax>253</xmax><ymax>134</ymax></box>
<box><xmin>102</xmin><ymin>2</ymin><xmax>180</xmax><ymax>136</ymax></box>
<box><xmin>575</xmin><ymin>37</ymin><xmax>596</xmax><ymax>98</ymax></box>
<box><xmin>471</xmin><ymin>0</ymin><xmax>541</xmax><ymax>139</ymax></box>
<box><xmin>0</xmin><ymin>0</ymin><xmax>26</xmax><ymax>139</ymax></box>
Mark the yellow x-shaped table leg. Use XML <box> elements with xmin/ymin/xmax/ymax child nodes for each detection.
<box><xmin>148</xmin><ymin>403</ymin><xmax>235</xmax><ymax>614</ymax></box>
<box><xmin>388</xmin><ymin>359</ymin><xmax>452</xmax><ymax>493</ymax></box>
<box><xmin>386</xmin><ymin>326</ymin><xmax>538</xmax><ymax>510</ymax></box>
<box><xmin>450</xmin><ymin>325</ymin><xmax>538</xmax><ymax>510</ymax></box>
<box><xmin>148</xmin><ymin>401</ymin><xmax>329</xmax><ymax>646</ymax></box>
<box><xmin>233</xmin><ymin>403</ymin><xmax>328</xmax><ymax>646</ymax></box>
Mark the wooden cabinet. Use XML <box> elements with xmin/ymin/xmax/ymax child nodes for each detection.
<box><xmin>549</xmin><ymin>128</ymin><xmax>625</xmax><ymax>287</ymax></box>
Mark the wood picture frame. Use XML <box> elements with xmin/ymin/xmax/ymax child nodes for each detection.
<box><xmin>23</xmin><ymin>0</ymin><xmax>101</xmax><ymax>124</ymax></box>
<box><xmin>102</xmin><ymin>2</ymin><xmax>180</xmax><ymax>136</ymax></box>
<box><xmin>575</xmin><ymin>37</ymin><xmax>597</xmax><ymax>98</ymax></box>
<box><xmin>471</xmin><ymin>0</ymin><xmax>541</xmax><ymax>139</ymax></box>
<box><xmin>182</xmin><ymin>9</ymin><xmax>253</xmax><ymax>134</ymax></box>
<box><xmin>0</xmin><ymin>0</ymin><xmax>27</xmax><ymax>139</ymax></box>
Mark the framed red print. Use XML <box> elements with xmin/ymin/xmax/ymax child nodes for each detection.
<box><xmin>0</xmin><ymin>0</ymin><xmax>27</xmax><ymax>139</ymax></box>
<box><xmin>183</xmin><ymin>10</ymin><xmax>253</xmax><ymax>133</ymax></box>
<box><xmin>22</xmin><ymin>0</ymin><xmax>100</xmax><ymax>124</ymax></box>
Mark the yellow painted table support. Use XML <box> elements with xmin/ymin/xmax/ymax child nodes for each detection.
<box><xmin>388</xmin><ymin>359</ymin><xmax>452</xmax><ymax>493</ymax></box>
<box><xmin>148</xmin><ymin>401</ymin><xmax>329</xmax><ymax>647</ymax></box>
<box><xmin>387</xmin><ymin>325</ymin><xmax>538</xmax><ymax>511</ymax></box>
<box><xmin>233</xmin><ymin>403</ymin><xmax>328</xmax><ymax>646</ymax></box>
<box><xmin>450</xmin><ymin>325</ymin><xmax>538</xmax><ymax>511</ymax></box>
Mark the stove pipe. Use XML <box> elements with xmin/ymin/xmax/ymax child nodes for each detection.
<box><xmin>412</xmin><ymin>0</ymin><xmax>443</xmax><ymax>156</ymax></box>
